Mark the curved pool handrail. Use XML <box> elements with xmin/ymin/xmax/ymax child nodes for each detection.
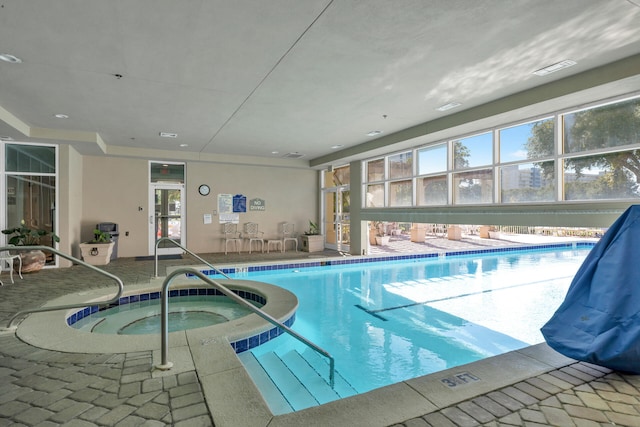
<box><xmin>157</xmin><ymin>267</ymin><xmax>336</xmax><ymax>388</ymax></box>
<box><xmin>0</xmin><ymin>245</ymin><xmax>125</xmax><ymax>330</ymax></box>
<box><xmin>154</xmin><ymin>237</ymin><xmax>231</xmax><ymax>280</ymax></box>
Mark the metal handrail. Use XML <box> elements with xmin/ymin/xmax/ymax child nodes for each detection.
<box><xmin>157</xmin><ymin>268</ymin><xmax>335</xmax><ymax>387</ymax></box>
<box><xmin>0</xmin><ymin>246</ymin><xmax>125</xmax><ymax>330</ymax></box>
<box><xmin>154</xmin><ymin>237</ymin><xmax>231</xmax><ymax>279</ymax></box>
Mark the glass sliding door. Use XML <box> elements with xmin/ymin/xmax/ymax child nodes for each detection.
<box><xmin>323</xmin><ymin>188</ymin><xmax>350</xmax><ymax>252</ymax></box>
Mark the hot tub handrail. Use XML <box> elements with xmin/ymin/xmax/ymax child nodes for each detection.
<box><xmin>157</xmin><ymin>267</ymin><xmax>335</xmax><ymax>388</ymax></box>
<box><xmin>154</xmin><ymin>237</ymin><xmax>231</xmax><ymax>279</ymax></box>
<box><xmin>0</xmin><ymin>245</ymin><xmax>125</xmax><ymax>330</ymax></box>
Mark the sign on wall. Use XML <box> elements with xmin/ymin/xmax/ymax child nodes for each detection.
<box><xmin>218</xmin><ymin>194</ymin><xmax>233</xmax><ymax>214</ymax></box>
<box><xmin>250</xmin><ymin>198</ymin><xmax>266</xmax><ymax>211</ymax></box>
<box><xmin>233</xmin><ymin>194</ymin><xmax>247</xmax><ymax>213</ymax></box>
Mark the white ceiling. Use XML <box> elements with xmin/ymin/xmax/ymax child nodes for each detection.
<box><xmin>1</xmin><ymin>0</ymin><xmax>640</xmax><ymax>169</ymax></box>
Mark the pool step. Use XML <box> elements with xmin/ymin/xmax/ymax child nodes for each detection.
<box><xmin>238</xmin><ymin>348</ymin><xmax>357</xmax><ymax>414</ymax></box>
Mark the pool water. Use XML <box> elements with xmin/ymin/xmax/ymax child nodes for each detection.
<box><xmin>226</xmin><ymin>247</ymin><xmax>590</xmax><ymax>395</ymax></box>
<box><xmin>72</xmin><ymin>295</ymin><xmax>257</xmax><ymax>334</ymax></box>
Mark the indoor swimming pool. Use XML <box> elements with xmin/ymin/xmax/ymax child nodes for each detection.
<box><xmin>211</xmin><ymin>244</ymin><xmax>594</xmax><ymax>412</ymax></box>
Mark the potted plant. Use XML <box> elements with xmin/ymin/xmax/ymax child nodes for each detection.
<box><xmin>79</xmin><ymin>229</ymin><xmax>115</xmax><ymax>265</ymax></box>
<box><xmin>1</xmin><ymin>220</ymin><xmax>61</xmax><ymax>273</ymax></box>
<box><xmin>301</xmin><ymin>220</ymin><xmax>323</xmax><ymax>252</ymax></box>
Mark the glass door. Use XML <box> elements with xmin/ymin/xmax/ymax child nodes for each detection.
<box><xmin>149</xmin><ymin>183</ymin><xmax>184</xmax><ymax>255</ymax></box>
<box><xmin>323</xmin><ymin>187</ymin><xmax>350</xmax><ymax>252</ymax></box>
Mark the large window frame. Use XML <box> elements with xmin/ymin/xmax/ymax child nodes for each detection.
<box><xmin>362</xmin><ymin>93</ymin><xmax>640</xmax><ymax>208</ymax></box>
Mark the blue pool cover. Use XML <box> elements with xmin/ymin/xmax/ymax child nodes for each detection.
<box><xmin>541</xmin><ymin>205</ymin><xmax>640</xmax><ymax>373</ymax></box>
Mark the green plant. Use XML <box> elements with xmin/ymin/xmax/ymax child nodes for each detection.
<box><xmin>90</xmin><ymin>229</ymin><xmax>112</xmax><ymax>243</ymax></box>
<box><xmin>306</xmin><ymin>220</ymin><xmax>320</xmax><ymax>235</ymax></box>
<box><xmin>1</xmin><ymin>220</ymin><xmax>61</xmax><ymax>246</ymax></box>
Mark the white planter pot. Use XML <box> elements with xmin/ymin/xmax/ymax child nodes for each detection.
<box><xmin>375</xmin><ymin>235</ymin><xmax>390</xmax><ymax>245</ymax></box>
<box><xmin>79</xmin><ymin>242</ymin><xmax>115</xmax><ymax>265</ymax></box>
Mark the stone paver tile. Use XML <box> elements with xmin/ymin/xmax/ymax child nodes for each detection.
<box><xmin>458</xmin><ymin>401</ymin><xmax>495</xmax><ymax>423</ymax></box>
<box><xmin>575</xmin><ymin>390</ymin><xmax>610</xmax><ymax>411</ymax></box>
<box><xmin>60</xmin><ymin>419</ymin><xmax>99</xmax><ymax>427</ymax></box>
<box><xmin>177</xmin><ymin>371</ymin><xmax>198</xmax><ymax>385</ymax></box>
<box><xmin>171</xmin><ymin>403</ymin><xmax>209</xmax><ymax>423</ymax></box>
<box><xmin>496</xmin><ymin>412</ymin><xmax>522</xmax><ymax>425</ymax></box>
<box><xmin>126</xmin><ymin>391</ymin><xmax>161</xmax><ymax>406</ymax></box>
<box><xmin>14</xmin><ymin>375</ymin><xmax>68</xmax><ymax>392</ymax></box>
<box><xmin>67</xmin><ymin>388</ymin><xmax>103</xmax><ymax>403</ymax></box>
<box><xmin>95</xmin><ymin>404</ymin><xmax>137</xmax><ymax>425</ymax></box>
<box><xmin>557</xmin><ymin>392</ymin><xmax>583</xmax><ymax>406</ymax></box>
<box><xmin>114</xmin><ymin>415</ymin><xmax>146</xmax><ymax>426</ymax></box>
<box><xmin>573</xmin><ymin>383</ymin><xmax>594</xmax><ymax>393</ymax></box>
<box><xmin>171</xmin><ymin>392</ymin><xmax>205</xmax><ymax>410</ymax></box>
<box><xmin>519</xmin><ymin>408</ymin><xmax>546</xmax><ymax>424</ymax></box>
<box><xmin>173</xmin><ymin>415</ymin><xmax>213</xmax><ymax>426</ymax></box>
<box><xmin>13</xmin><ymin>406</ymin><xmax>54</xmax><ymax>425</ymax></box>
<box><xmin>153</xmin><ymin>392</ymin><xmax>169</xmax><ymax>406</ymax></box>
<box><xmin>122</xmin><ymin>363</ymin><xmax>151</xmax><ymax>376</ymax></box>
<box><xmin>141</xmin><ymin>378</ymin><xmax>163</xmax><ymax>393</ymax></box>
<box><xmin>560</xmin><ymin>366</ymin><xmax>596</xmax><ymax>383</ymax></box>
<box><xmin>134</xmin><ymin>402</ymin><xmax>170</xmax><ymax>420</ymax></box>
<box><xmin>119</xmin><ymin>381</ymin><xmax>141</xmax><ymax>398</ymax></box>
<box><xmin>608</xmin><ymin>379</ymin><xmax>640</xmax><ymax>396</ymax></box>
<box><xmin>162</xmin><ymin>375</ymin><xmax>178</xmax><ymax>390</ymax></box>
<box><xmin>513</xmin><ymin>382</ymin><xmax>551</xmax><ymax>400</ymax></box>
<box><xmin>440</xmin><ymin>407</ymin><xmax>480</xmax><ymax>427</ymax></box>
<box><xmin>605</xmin><ymin>410</ymin><xmax>640</xmax><ymax>426</ymax></box>
<box><xmin>589</xmin><ymin>380</ymin><xmax>615</xmax><ymax>392</ymax></box>
<box><xmin>549</xmin><ymin>370</ymin><xmax>585</xmax><ymax>386</ymax></box>
<box><xmin>471</xmin><ymin>396</ymin><xmax>511</xmax><ymax>418</ymax></box>
<box><xmin>500</xmin><ymin>386</ymin><xmax>539</xmax><ymax>406</ymax></box>
<box><xmin>421</xmin><ymin>412</ymin><xmax>458</xmax><ymax>427</ymax></box>
<box><xmin>0</xmin><ymin>400</ymin><xmax>31</xmax><ymax>417</ymax></box>
<box><xmin>525</xmin><ymin>377</ymin><xmax>563</xmax><ymax>395</ymax></box>
<box><xmin>537</xmin><ymin>373</ymin><xmax>574</xmax><ymax>391</ymax></box>
<box><xmin>608</xmin><ymin>400</ymin><xmax>640</xmax><ymax>415</ymax></box>
<box><xmin>78</xmin><ymin>406</ymin><xmax>110</xmax><ymax>422</ymax></box>
<box><xmin>563</xmin><ymin>404</ymin><xmax>609</xmax><ymax>423</ymax></box>
<box><xmin>539</xmin><ymin>406</ymin><xmax>576</xmax><ymax>427</ymax></box>
<box><xmin>572</xmin><ymin>418</ymin><xmax>602</xmax><ymax>427</ymax></box>
<box><xmin>401</xmin><ymin>417</ymin><xmax>429</xmax><ymax>427</ymax></box>
<box><xmin>120</xmin><ymin>372</ymin><xmax>151</xmax><ymax>384</ymax></box>
<box><xmin>571</xmin><ymin>363</ymin><xmax>608</xmax><ymax>378</ymax></box>
<box><xmin>92</xmin><ymin>392</ymin><xmax>127</xmax><ymax>409</ymax></box>
<box><xmin>539</xmin><ymin>395</ymin><xmax>562</xmax><ymax>409</ymax></box>
<box><xmin>486</xmin><ymin>391</ymin><xmax>525</xmax><ymax>411</ymax></box>
<box><xmin>596</xmin><ymin>390</ymin><xmax>640</xmax><ymax>405</ymax></box>
<box><xmin>49</xmin><ymin>402</ymin><xmax>93</xmax><ymax>423</ymax></box>
<box><xmin>168</xmin><ymin>383</ymin><xmax>200</xmax><ymax>398</ymax></box>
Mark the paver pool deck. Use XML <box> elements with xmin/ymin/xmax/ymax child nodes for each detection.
<box><xmin>1</xmin><ymin>234</ymin><xmax>639</xmax><ymax>426</ymax></box>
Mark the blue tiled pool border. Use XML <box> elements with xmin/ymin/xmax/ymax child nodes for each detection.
<box><xmin>65</xmin><ymin>288</ymin><xmax>293</xmax><ymax>353</ymax></box>
<box><xmin>198</xmin><ymin>241</ymin><xmax>595</xmax><ymax>276</ymax></box>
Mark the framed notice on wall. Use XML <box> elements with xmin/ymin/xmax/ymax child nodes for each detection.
<box><xmin>218</xmin><ymin>194</ymin><xmax>233</xmax><ymax>214</ymax></box>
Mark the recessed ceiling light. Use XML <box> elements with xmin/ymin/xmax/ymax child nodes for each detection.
<box><xmin>331</xmin><ymin>145</ymin><xmax>343</xmax><ymax>149</ymax></box>
<box><xmin>533</xmin><ymin>59</ymin><xmax>576</xmax><ymax>76</ymax></box>
<box><xmin>159</xmin><ymin>132</ymin><xmax>178</xmax><ymax>138</ymax></box>
<box><xmin>0</xmin><ymin>54</ymin><xmax>22</xmax><ymax>63</ymax></box>
<box><xmin>271</xmin><ymin>151</ymin><xmax>279</xmax><ymax>154</ymax></box>
<box><xmin>54</xmin><ymin>114</ymin><xmax>69</xmax><ymax>119</ymax></box>
<box><xmin>366</xmin><ymin>130</ymin><xmax>383</xmax><ymax>137</ymax></box>
<box><xmin>179</xmin><ymin>143</ymin><xmax>189</xmax><ymax>147</ymax></box>
<box><xmin>436</xmin><ymin>102</ymin><xmax>462</xmax><ymax>111</ymax></box>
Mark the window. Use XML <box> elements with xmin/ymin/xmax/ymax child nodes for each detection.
<box><xmin>3</xmin><ymin>143</ymin><xmax>58</xmax><ymax>265</ymax></box>
<box><xmin>453</xmin><ymin>132</ymin><xmax>493</xmax><ymax>169</ymax></box>
<box><xmin>500</xmin><ymin>118</ymin><xmax>554</xmax><ymax>162</ymax></box>
<box><xmin>453</xmin><ymin>169</ymin><xmax>493</xmax><ymax>204</ymax></box>
<box><xmin>366</xmin><ymin>184</ymin><xmax>385</xmax><ymax>207</ymax></box>
<box><xmin>500</xmin><ymin>162</ymin><xmax>555</xmax><ymax>203</ymax></box>
<box><xmin>389</xmin><ymin>180</ymin><xmax>412</xmax><ymax>206</ymax></box>
<box><xmin>367</xmin><ymin>159</ymin><xmax>385</xmax><ymax>182</ymax></box>
<box><xmin>417</xmin><ymin>143</ymin><xmax>447</xmax><ymax>175</ymax></box>
<box><xmin>150</xmin><ymin>162</ymin><xmax>184</xmax><ymax>183</ymax></box>
<box><xmin>564</xmin><ymin>97</ymin><xmax>640</xmax><ymax>154</ymax></box>
<box><xmin>564</xmin><ymin>150</ymin><xmax>640</xmax><ymax>201</ymax></box>
<box><xmin>388</xmin><ymin>151</ymin><xmax>412</xmax><ymax>179</ymax></box>
<box><xmin>417</xmin><ymin>175</ymin><xmax>447</xmax><ymax>205</ymax></box>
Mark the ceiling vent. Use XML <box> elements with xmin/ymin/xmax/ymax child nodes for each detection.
<box><xmin>283</xmin><ymin>152</ymin><xmax>305</xmax><ymax>159</ymax></box>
